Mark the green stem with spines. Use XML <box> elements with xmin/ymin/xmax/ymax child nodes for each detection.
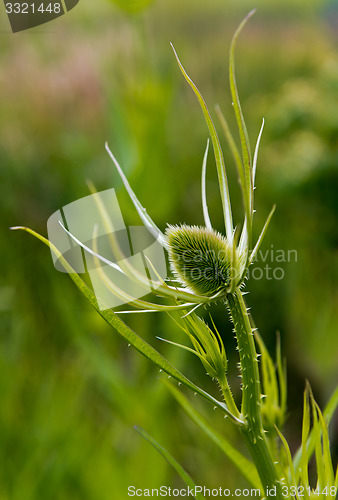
<box><xmin>219</xmin><ymin>375</ymin><xmax>240</xmax><ymax>419</ymax></box>
<box><xmin>227</xmin><ymin>289</ymin><xmax>283</xmax><ymax>499</ymax></box>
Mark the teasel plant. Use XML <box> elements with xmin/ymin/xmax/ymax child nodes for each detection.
<box><xmin>11</xmin><ymin>10</ymin><xmax>338</xmax><ymax>500</ymax></box>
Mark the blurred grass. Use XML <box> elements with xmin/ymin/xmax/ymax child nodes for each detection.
<box><xmin>1</xmin><ymin>0</ymin><xmax>338</xmax><ymax>497</ymax></box>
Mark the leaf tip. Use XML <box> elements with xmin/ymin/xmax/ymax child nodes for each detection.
<box><xmin>247</xmin><ymin>8</ymin><xmax>257</xmax><ymax>20</ymax></box>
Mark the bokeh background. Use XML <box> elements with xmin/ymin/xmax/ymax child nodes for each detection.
<box><xmin>1</xmin><ymin>0</ymin><xmax>338</xmax><ymax>498</ymax></box>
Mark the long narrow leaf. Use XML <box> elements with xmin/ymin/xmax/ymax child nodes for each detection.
<box><xmin>252</xmin><ymin>118</ymin><xmax>264</xmax><ymax>186</ymax></box>
<box><xmin>250</xmin><ymin>205</ymin><xmax>276</xmax><ymax>264</ymax></box>
<box><xmin>171</xmin><ymin>44</ymin><xmax>233</xmax><ymax>241</ymax></box>
<box><xmin>323</xmin><ymin>384</ymin><xmax>338</xmax><ymax>423</ymax></box>
<box><xmin>135</xmin><ymin>426</ymin><xmax>205</xmax><ymax>500</ymax></box>
<box><xmin>275</xmin><ymin>427</ymin><xmax>298</xmax><ymax>492</ymax></box>
<box><xmin>105</xmin><ymin>143</ymin><xmax>166</xmax><ymax>246</ymax></box>
<box><xmin>310</xmin><ymin>391</ymin><xmax>325</xmax><ymax>490</ymax></box>
<box><xmin>299</xmin><ymin>386</ymin><xmax>310</xmax><ymax>487</ymax></box>
<box><xmin>164</xmin><ymin>380</ymin><xmax>261</xmax><ymax>489</ymax></box>
<box><xmin>315</xmin><ymin>401</ymin><xmax>334</xmax><ymax>487</ymax></box>
<box><xmin>276</xmin><ymin>333</ymin><xmax>287</xmax><ymax>418</ymax></box>
<box><xmin>216</xmin><ymin>105</ymin><xmax>250</xmax><ymax>229</ymax></box>
<box><xmin>201</xmin><ymin>140</ymin><xmax>212</xmax><ymax>230</ymax></box>
<box><xmin>293</xmin><ymin>383</ymin><xmax>338</xmax><ymax>473</ymax></box>
<box><xmin>229</xmin><ymin>10</ymin><xmax>255</xmax><ymax>219</ymax></box>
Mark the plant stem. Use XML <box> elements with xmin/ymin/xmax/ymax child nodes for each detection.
<box><xmin>220</xmin><ymin>375</ymin><xmax>241</xmax><ymax>419</ymax></box>
<box><xmin>227</xmin><ymin>289</ymin><xmax>283</xmax><ymax>499</ymax></box>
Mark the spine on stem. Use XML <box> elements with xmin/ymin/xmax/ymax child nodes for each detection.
<box><xmin>227</xmin><ymin>289</ymin><xmax>283</xmax><ymax>499</ymax></box>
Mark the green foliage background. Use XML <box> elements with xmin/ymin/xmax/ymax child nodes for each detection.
<box><xmin>1</xmin><ymin>0</ymin><xmax>338</xmax><ymax>498</ymax></box>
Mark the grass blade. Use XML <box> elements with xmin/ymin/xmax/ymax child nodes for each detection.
<box><xmin>298</xmin><ymin>385</ymin><xmax>310</xmax><ymax>487</ymax></box>
<box><xmin>164</xmin><ymin>380</ymin><xmax>261</xmax><ymax>489</ymax></box>
<box><xmin>275</xmin><ymin>427</ymin><xmax>298</xmax><ymax>492</ymax></box>
<box><xmin>135</xmin><ymin>426</ymin><xmax>205</xmax><ymax>500</ymax></box>
<box><xmin>315</xmin><ymin>400</ymin><xmax>334</xmax><ymax>487</ymax></box>
<box><xmin>293</xmin><ymin>384</ymin><xmax>338</xmax><ymax>474</ymax></box>
<box><xmin>276</xmin><ymin>333</ymin><xmax>287</xmax><ymax>418</ymax></box>
<box><xmin>323</xmin><ymin>384</ymin><xmax>338</xmax><ymax>423</ymax></box>
<box><xmin>310</xmin><ymin>391</ymin><xmax>325</xmax><ymax>490</ymax></box>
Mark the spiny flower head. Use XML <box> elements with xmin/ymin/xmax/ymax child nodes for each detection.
<box><xmin>166</xmin><ymin>224</ymin><xmax>243</xmax><ymax>296</ymax></box>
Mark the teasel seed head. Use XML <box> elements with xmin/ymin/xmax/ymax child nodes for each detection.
<box><xmin>166</xmin><ymin>224</ymin><xmax>243</xmax><ymax>296</ymax></box>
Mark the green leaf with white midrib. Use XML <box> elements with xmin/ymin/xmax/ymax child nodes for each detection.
<box><xmin>215</xmin><ymin>105</ymin><xmax>250</xmax><ymax>238</ymax></box>
<box><xmin>105</xmin><ymin>142</ymin><xmax>166</xmax><ymax>246</ymax></box>
<box><xmin>201</xmin><ymin>139</ymin><xmax>212</xmax><ymax>230</ymax></box>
